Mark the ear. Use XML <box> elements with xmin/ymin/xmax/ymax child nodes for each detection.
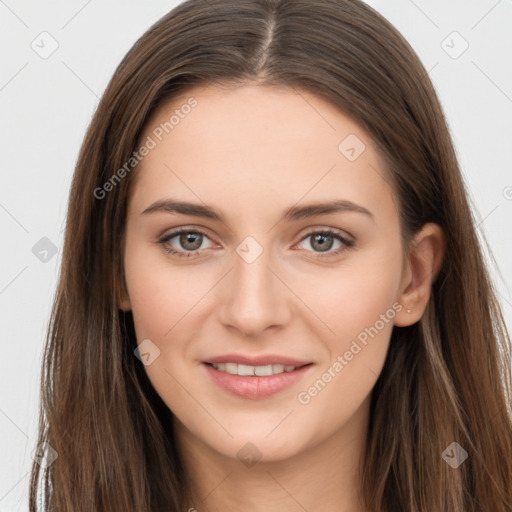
<box><xmin>118</xmin><ymin>231</ymin><xmax>131</xmax><ymax>311</ymax></box>
<box><xmin>117</xmin><ymin>273</ymin><xmax>132</xmax><ymax>312</ymax></box>
<box><xmin>119</xmin><ymin>288</ymin><xmax>131</xmax><ymax>312</ymax></box>
<box><xmin>394</xmin><ymin>222</ymin><xmax>445</xmax><ymax>327</ymax></box>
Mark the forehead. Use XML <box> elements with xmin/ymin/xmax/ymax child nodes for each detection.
<box><xmin>129</xmin><ymin>84</ymin><xmax>397</xmax><ymax>224</ymax></box>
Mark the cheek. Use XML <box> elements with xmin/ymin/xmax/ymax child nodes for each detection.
<box><xmin>124</xmin><ymin>253</ymin><xmax>204</xmax><ymax>411</ymax></box>
<box><xmin>291</xmin><ymin>247</ymin><xmax>402</xmax><ymax>417</ymax></box>
<box><xmin>295</xmin><ymin>246</ymin><xmax>402</xmax><ymax>352</ymax></box>
<box><xmin>124</xmin><ymin>242</ymin><xmax>206</xmax><ymax>341</ymax></box>
<box><xmin>125</xmin><ymin>271</ymin><xmax>172</xmax><ymax>341</ymax></box>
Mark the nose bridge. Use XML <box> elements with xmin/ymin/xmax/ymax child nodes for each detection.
<box><xmin>218</xmin><ymin>234</ymin><xmax>290</xmax><ymax>336</ymax></box>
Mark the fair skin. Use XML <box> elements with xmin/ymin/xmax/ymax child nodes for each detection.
<box><xmin>120</xmin><ymin>83</ymin><xmax>445</xmax><ymax>512</ymax></box>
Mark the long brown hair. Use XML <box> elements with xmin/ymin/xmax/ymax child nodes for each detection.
<box><xmin>29</xmin><ymin>1</ymin><xmax>512</xmax><ymax>510</ymax></box>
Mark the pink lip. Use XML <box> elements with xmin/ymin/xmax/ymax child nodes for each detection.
<box><xmin>203</xmin><ymin>353</ymin><xmax>312</xmax><ymax>367</ymax></box>
<box><xmin>202</xmin><ymin>362</ymin><xmax>314</xmax><ymax>400</ymax></box>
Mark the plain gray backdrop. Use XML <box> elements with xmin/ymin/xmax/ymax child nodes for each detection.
<box><xmin>1</xmin><ymin>1</ymin><xmax>511</xmax><ymax>510</ymax></box>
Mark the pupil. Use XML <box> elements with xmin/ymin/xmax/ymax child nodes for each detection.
<box><xmin>181</xmin><ymin>232</ymin><xmax>202</xmax><ymax>250</ymax></box>
<box><xmin>313</xmin><ymin>234</ymin><xmax>333</xmax><ymax>252</ymax></box>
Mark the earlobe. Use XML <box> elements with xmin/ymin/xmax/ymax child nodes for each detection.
<box><xmin>394</xmin><ymin>223</ymin><xmax>445</xmax><ymax>327</ymax></box>
<box><xmin>119</xmin><ymin>298</ymin><xmax>131</xmax><ymax>312</ymax></box>
<box><xmin>118</xmin><ymin>281</ymin><xmax>132</xmax><ymax>312</ymax></box>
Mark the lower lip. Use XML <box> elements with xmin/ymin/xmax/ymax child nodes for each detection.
<box><xmin>203</xmin><ymin>363</ymin><xmax>313</xmax><ymax>399</ymax></box>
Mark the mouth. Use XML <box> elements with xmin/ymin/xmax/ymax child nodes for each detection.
<box><xmin>202</xmin><ymin>361</ymin><xmax>314</xmax><ymax>399</ymax></box>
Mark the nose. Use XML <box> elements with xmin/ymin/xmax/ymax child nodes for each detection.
<box><xmin>217</xmin><ymin>243</ymin><xmax>292</xmax><ymax>338</ymax></box>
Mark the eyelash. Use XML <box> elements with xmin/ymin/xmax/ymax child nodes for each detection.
<box><xmin>158</xmin><ymin>227</ymin><xmax>355</xmax><ymax>260</ymax></box>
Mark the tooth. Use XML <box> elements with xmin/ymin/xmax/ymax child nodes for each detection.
<box><xmin>272</xmin><ymin>364</ymin><xmax>285</xmax><ymax>374</ymax></box>
<box><xmin>238</xmin><ymin>364</ymin><xmax>255</xmax><ymax>376</ymax></box>
<box><xmin>210</xmin><ymin>362</ymin><xmax>299</xmax><ymax>376</ymax></box>
<box><xmin>225</xmin><ymin>362</ymin><xmax>238</xmax><ymax>374</ymax></box>
<box><xmin>255</xmin><ymin>364</ymin><xmax>273</xmax><ymax>376</ymax></box>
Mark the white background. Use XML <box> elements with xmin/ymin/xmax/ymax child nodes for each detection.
<box><xmin>1</xmin><ymin>1</ymin><xmax>511</xmax><ymax>510</ymax></box>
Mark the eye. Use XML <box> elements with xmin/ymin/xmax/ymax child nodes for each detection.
<box><xmin>295</xmin><ymin>228</ymin><xmax>354</xmax><ymax>259</ymax></box>
<box><xmin>158</xmin><ymin>227</ymin><xmax>355</xmax><ymax>260</ymax></box>
<box><xmin>159</xmin><ymin>227</ymin><xmax>215</xmax><ymax>259</ymax></box>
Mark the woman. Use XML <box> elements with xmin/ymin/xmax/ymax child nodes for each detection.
<box><xmin>29</xmin><ymin>0</ymin><xmax>512</xmax><ymax>510</ymax></box>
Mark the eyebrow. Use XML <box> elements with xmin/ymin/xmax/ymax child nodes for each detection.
<box><xmin>141</xmin><ymin>198</ymin><xmax>374</xmax><ymax>222</ymax></box>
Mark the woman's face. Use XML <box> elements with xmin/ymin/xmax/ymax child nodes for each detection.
<box><xmin>121</xmin><ymin>83</ymin><xmax>412</xmax><ymax>462</ymax></box>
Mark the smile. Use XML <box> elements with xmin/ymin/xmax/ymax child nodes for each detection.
<box><xmin>203</xmin><ymin>362</ymin><xmax>314</xmax><ymax>399</ymax></box>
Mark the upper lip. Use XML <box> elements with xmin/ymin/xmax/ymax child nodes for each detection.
<box><xmin>203</xmin><ymin>354</ymin><xmax>313</xmax><ymax>367</ymax></box>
